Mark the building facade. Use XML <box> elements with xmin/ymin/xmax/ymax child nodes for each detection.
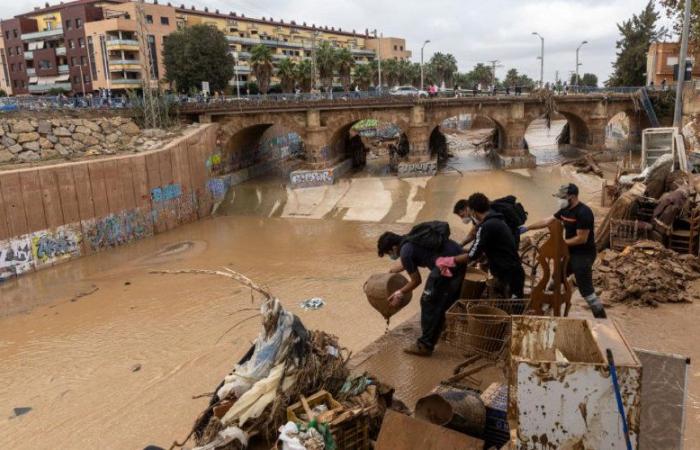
<box><xmin>0</xmin><ymin>0</ymin><xmax>411</xmax><ymax>96</ymax></box>
<box><xmin>647</xmin><ymin>42</ymin><xmax>699</xmax><ymax>86</ymax></box>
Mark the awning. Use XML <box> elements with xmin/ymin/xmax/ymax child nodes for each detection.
<box><xmin>28</xmin><ymin>41</ymin><xmax>44</xmax><ymax>50</ymax></box>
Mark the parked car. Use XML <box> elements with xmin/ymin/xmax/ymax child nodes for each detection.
<box><xmin>389</xmin><ymin>86</ymin><xmax>428</xmax><ymax>98</ymax></box>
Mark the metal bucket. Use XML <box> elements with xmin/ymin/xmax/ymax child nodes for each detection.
<box><xmin>414</xmin><ymin>386</ymin><xmax>486</xmax><ymax>437</ymax></box>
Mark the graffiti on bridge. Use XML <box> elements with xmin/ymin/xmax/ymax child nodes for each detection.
<box><xmin>397</xmin><ymin>161</ymin><xmax>437</xmax><ymax>177</ymax></box>
<box><xmin>290</xmin><ymin>169</ymin><xmax>333</xmax><ymax>187</ymax></box>
<box><xmin>151</xmin><ymin>183</ymin><xmax>182</xmax><ymax>203</ymax></box>
<box><xmin>207</xmin><ymin>178</ymin><xmax>229</xmax><ymax>201</ymax></box>
<box><xmin>84</xmin><ymin>208</ymin><xmax>153</xmax><ymax>251</ymax></box>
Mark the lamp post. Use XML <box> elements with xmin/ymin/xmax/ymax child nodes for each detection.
<box><xmin>232</xmin><ymin>51</ymin><xmax>240</xmax><ymax>99</ymax></box>
<box><xmin>673</xmin><ymin>0</ymin><xmax>692</xmax><ymax>128</ymax></box>
<box><xmin>575</xmin><ymin>40</ymin><xmax>588</xmax><ymax>92</ymax></box>
<box><xmin>420</xmin><ymin>39</ymin><xmax>430</xmax><ymax>91</ymax></box>
<box><xmin>532</xmin><ymin>32</ymin><xmax>544</xmax><ymax>88</ymax></box>
<box><xmin>372</xmin><ymin>29</ymin><xmax>382</xmax><ymax>92</ymax></box>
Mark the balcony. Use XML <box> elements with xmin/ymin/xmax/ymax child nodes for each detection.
<box><xmin>21</xmin><ymin>28</ymin><xmax>63</xmax><ymax>41</ymax></box>
<box><xmin>233</xmin><ymin>65</ymin><xmax>251</xmax><ymax>74</ymax></box>
<box><xmin>24</xmin><ymin>51</ymin><xmax>34</xmax><ymax>60</ymax></box>
<box><xmin>28</xmin><ymin>82</ymin><xmax>72</xmax><ymax>93</ymax></box>
<box><xmin>105</xmin><ymin>39</ymin><xmax>140</xmax><ymax>50</ymax></box>
<box><xmin>236</xmin><ymin>51</ymin><xmax>251</xmax><ymax>60</ymax></box>
<box><xmin>226</xmin><ymin>35</ymin><xmax>306</xmax><ymax>50</ymax></box>
<box><xmin>111</xmin><ymin>78</ymin><xmax>143</xmax><ymax>86</ymax></box>
<box><xmin>109</xmin><ymin>59</ymin><xmax>140</xmax><ymax>65</ymax></box>
<box><xmin>58</xmin><ymin>64</ymin><xmax>69</xmax><ymax>74</ymax></box>
<box><xmin>351</xmin><ymin>48</ymin><xmax>375</xmax><ymax>56</ymax></box>
<box><xmin>55</xmin><ymin>47</ymin><xmax>66</xmax><ymax>56</ymax></box>
<box><xmin>27</xmin><ymin>68</ymin><xmax>36</xmax><ymax>76</ymax></box>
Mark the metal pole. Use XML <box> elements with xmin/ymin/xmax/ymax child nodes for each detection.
<box><xmin>373</xmin><ymin>30</ymin><xmax>382</xmax><ymax>92</ymax></box>
<box><xmin>575</xmin><ymin>41</ymin><xmax>587</xmax><ymax>93</ymax></box>
<box><xmin>79</xmin><ymin>65</ymin><xmax>86</xmax><ymax>97</ymax></box>
<box><xmin>420</xmin><ymin>39</ymin><xmax>430</xmax><ymax>91</ymax></box>
<box><xmin>532</xmin><ymin>32</ymin><xmax>544</xmax><ymax>87</ymax></box>
<box><xmin>233</xmin><ymin>53</ymin><xmax>240</xmax><ymax>99</ymax></box>
<box><xmin>673</xmin><ymin>0</ymin><xmax>692</xmax><ymax>128</ymax></box>
<box><xmin>311</xmin><ymin>31</ymin><xmax>318</xmax><ymax>91</ymax></box>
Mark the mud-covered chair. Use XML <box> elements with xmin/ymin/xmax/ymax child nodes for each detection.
<box><xmin>529</xmin><ymin>221</ymin><xmax>572</xmax><ymax>317</ymax></box>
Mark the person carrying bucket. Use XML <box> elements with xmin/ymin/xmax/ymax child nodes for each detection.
<box><xmin>377</xmin><ymin>222</ymin><xmax>465</xmax><ymax>357</ymax></box>
<box><xmin>437</xmin><ymin>193</ymin><xmax>525</xmax><ymax>299</ymax></box>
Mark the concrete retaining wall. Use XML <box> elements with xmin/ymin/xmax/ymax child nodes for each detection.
<box><xmin>0</xmin><ymin>123</ymin><xmax>218</xmax><ymax>281</ymax></box>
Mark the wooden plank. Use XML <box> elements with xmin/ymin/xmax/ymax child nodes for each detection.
<box><xmin>56</xmin><ymin>166</ymin><xmax>80</xmax><ymax>224</ymax></box>
<box><xmin>130</xmin><ymin>155</ymin><xmax>150</xmax><ymax>210</ymax></box>
<box><xmin>0</xmin><ymin>176</ymin><xmax>10</xmax><ymax>240</ymax></box>
<box><xmin>375</xmin><ymin>411</ymin><xmax>483</xmax><ymax>450</ymax></box>
<box><xmin>102</xmin><ymin>159</ymin><xmax>125</xmax><ymax>214</ymax></box>
<box><xmin>19</xmin><ymin>170</ymin><xmax>47</xmax><ymax>233</ymax></box>
<box><xmin>117</xmin><ymin>158</ymin><xmax>137</xmax><ymax>211</ymax></box>
<box><xmin>87</xmin><ymin>161</ymin><xmax>109</xmax><ymax>218</ymax></box>
<box><xmin>39</xmin><ymin>169</ymin><xmax>64</xmax><ymax>229</ymax></box>
<box><xmin>72</xmin><ymin>164</ymin><xmax>95</xmax><ymax>222</ymax></box>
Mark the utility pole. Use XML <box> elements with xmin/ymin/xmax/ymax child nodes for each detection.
<box><xmin>575</xmin><ymin>40</ymin><xmax>588</xmax><ymax>92</ymax></box>
<box><xmin>372</xmin><ymin>29</ymin><xmax>382</xmax><ymax>91</ymax></box>
<box><xmin>420</xmin><ymin>39</ymin><xmax>430</xmax><ymax>91</ymax></box>
<box><xmin>487</xmin><ymin>59</ymin><xmax>502</xmax><ymax>92</ymax></box>
<box><xmin>135</xmin><ymin>0</ymin><xmax>158</xmax><ymax>128</ymax></box>
<box><xmin>532</xmin><ymin>32</ymin><xmax>544</xmax><ymax>88</ymax></box>
<box><xmin>233</xmin><ymin>51</ymin><xmax>240</xmax><ymax>99</ymax></box>
<box><xmin>673</xmin><ymin>0</ymin><xmax>692</xmax><ymax>128</ymax></box>
<box><xmin>79</xmin><ymin>65</ymin><xmax>86</xmax><ymax>97</ymax></box>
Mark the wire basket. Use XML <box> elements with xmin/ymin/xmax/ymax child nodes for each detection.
<box><xmin>610</xmin><ymin>219</ymin><xmax>651</xmax><ymax>251</ymax></box>
<box><xmin>444</xmin><ymin>299</ymin><xmax>531</xmax><ymax>360</ymax></box>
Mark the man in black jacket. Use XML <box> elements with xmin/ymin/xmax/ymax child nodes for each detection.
<box><xmin>439</xmin><ymin>193</ymin><xmax>525</xmax><ymax>298</ymax></box>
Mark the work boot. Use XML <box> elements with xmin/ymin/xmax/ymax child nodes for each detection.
<box><xmin>585</xmin><ymin>293</ymin><xmax>607</xmax><ymax>319</ymax></box>
<box><xmin>591</xmin><ymin>306</ymin><xmax>607</xmax><ymax>319</ymax></box>
<box><xmin>403</xmin><ymin>342</ymin><xmax>433</xmax><ymax>357</ymax></box>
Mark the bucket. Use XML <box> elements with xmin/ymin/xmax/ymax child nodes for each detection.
<box><xmin>464</xmin><ymin>305</ymin><xmax>509</xmax><ymax>355</ymax></box>
<box><xmin>461</xmin><ymin>267</ymin><xmax>488</xmax><ymax>299</ymax></box>
<box><xmin>363</xmin><ymin>273</ymin><xmax>413</xmax><ymax>320</ymax></box>
<box><xmin>414</xmin><ymin>386</ymin><xmax>486</xmax><ymax>437</ymax></box>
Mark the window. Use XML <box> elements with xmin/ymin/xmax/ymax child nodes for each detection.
<box><xmin>65</xmin><ymin>19</ymin><xmax>72</xmax><ymax>30</ymax></box>
<box><xmin>71</xmin><ymin>56</ymin><xmax>77</xmax><ymax>66</ymax></box>
<box><xmin>18</xmin><ymin>62</ymin><xmax>22</xmax><ymax>70</ymax></box>
<box><xmin>13</xmin><ymin>29</ymin><xmax>17</xmax><ymax>38</ymax></box>
<box><xmin>393</xmin><ymin>45</ymin><xmax>397</xmax><ymax>51</ymax></box>
<box><xmin>4</xmin><ymin>31</ymin><xmax>8</xmax><ymax>39</ymax></box>
<box><xmin>16</xmin><ymin>46</ymin><xmax>21</xmax><ymax>55</ymax></box>
<box><xmin>68</xmin><ymin>39</ymin><xmax>75</xmax><ymax>49</ymax></box>
<box><xmin>160</xmin><ymin>16</ymin><xmax>169</xmax><ymax>25</ymax></box>
<box><xmin>146</xmin><ymin>15</ymin><xmax>153</xmax><ymax>24</ymax></box>
<box><xmin>667</xmin><ymin>56</ymin><xmax>679</xmax><ymax>66</ymax></box>
<box><xmin>78</xmin><ymin>38</ymin><xmax>85</xmax><ymax>48</ymax></box>
<box><xmin>10</xmin><ymin>63</ymin><xmax>15</xmax><ymax>72</ymax></box>
<box><xmin>81</xmin><ymin>56</ymin><xmax>87</xmax><ymax>65</ymax></box>
<box><xmin>400</xmin><ymin>46</ymin><xmax>403</xmax><ymax>51</ymax></box>
<box><xmin>73</xmin><ymin>75</ymin><xmax>79</xmax><ymax>84</ymax></box>
<box><xmin>38</xmin><ymin>59</ymin><xmax>51</xmax><ymax>69</ymax></box>
<box><xmin>7</xmin><ymin>47</ymin><xmax>13</xmax><ymax>56</ymax></box>
<box><xmin>84</xmin><ymin>74</ymin><xmax>90</xmax><ymax>82</ymax></box>
<box><xmin>13</xmin><ymin>79</ymin><xmax>17</xmax><ymax>87</ymax></box>
<box><xmin>76</xmin><ymin>18</ymin><xmax>82</xmax><ymax>28</ymax></box>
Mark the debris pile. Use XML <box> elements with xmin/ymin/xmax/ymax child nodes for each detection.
<box><xmin>594</xmin><ymin>240</ymin><xmax>700</xmax><ymax>306</ymax></box>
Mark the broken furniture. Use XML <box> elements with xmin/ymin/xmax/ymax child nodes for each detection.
<box><xmin>668</xmin><ymin>205</ymin><xmax>700</xmax><ymax>255</ymax></box>
<box><xmin>609</xmin><ymin>219</ymin><xmax>651</xmax><ymax>251</ymax></box>
<box><xmin>529</xmin><ymin>221</ymin><xmax>572</xmax><ymax>316</ymax></box>
<box><xmin>508</xmin><ymin>316</ymin><xmax>641</xmax><ymax>449</ymax></box>
<box><xmin>414</xmin><ymin>385</ymin><xmax>486</xmax><ymax>437</ymax></box>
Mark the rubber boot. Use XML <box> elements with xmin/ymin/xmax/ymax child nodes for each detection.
<box><xmin>585</xmin><ymin>293</ymin><xmax>607</xmax><ymax>319</ymax></box>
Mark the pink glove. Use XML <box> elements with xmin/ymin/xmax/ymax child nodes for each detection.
<box><xmin>435</xmin><ymin>256</ymin><xmax>456</xmax><ymax>277</ymax></box>
<box><xmin>388</xmin><ymin>290</ymin><xmax>404</xmax><ymax>307</ymax></box>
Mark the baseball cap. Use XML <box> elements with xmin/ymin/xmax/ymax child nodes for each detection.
<box><xmin>553</xmin><ymin>183</ymin><xmax>579</xmax><ymax>199</ymax></box>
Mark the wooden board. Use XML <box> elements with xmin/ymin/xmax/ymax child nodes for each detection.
<box><xmin>19</xmin><ymin>170</ymin><xmax>47</xmax><ymax>233</ymax></box>
<box><xmin>39</xmin><ymin>169</ymin><xmax>64</xmax><ymax>229</ymax></box>
<box><xmin>2</xmin><ymin>172</ymin><xmax>29</xmax><ymax>237</ymax></box>
<box><xmin>72</xmin><ymin>164</ymin><xmax>95</xmax><ymax>222</ymax></box>
<box><xmin>375</xmin><ymin>411</ymin><xmax>483</xmax><ymax>450</ymax></box>
<box><xmin>55</xmin><ymin>166</ymin><xmax>80</xmax><ymax>225</ymax></box>
<box><xmin>87</xmin><ymin>161</ymin><xmax>109</xmax><ymax>218</ymax></box>
<box><xmin>637</xmin><ymin>349</ymin><xmax>689</xmax><ymax>450</ymax></box>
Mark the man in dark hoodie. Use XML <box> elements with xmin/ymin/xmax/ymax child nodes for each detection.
<box><xmin>437</xmin><ymin>193</ymin><xmax>525</xmax><ymax>298</ymax></box>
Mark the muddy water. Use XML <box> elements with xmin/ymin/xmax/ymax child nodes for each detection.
<box><xmin>1</xmin><ymin>163</ymin><xmax>601</xmax><ymax>449</ymax></box>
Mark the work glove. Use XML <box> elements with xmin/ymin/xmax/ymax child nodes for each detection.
<box><xmin>388</xmin><ymin>290</ymin><xmax>404</xmax><ymax>307</ymax></box>
<box><xmin>435</xmin><ymin>256</ymin><xmax>456</xmax><ymax>277</ymax></box>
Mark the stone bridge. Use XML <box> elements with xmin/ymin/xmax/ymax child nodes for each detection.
<box><xmin>190</xmin><ymin>94</ymin><xmax>646</xmax><ymax>182</ymax></box>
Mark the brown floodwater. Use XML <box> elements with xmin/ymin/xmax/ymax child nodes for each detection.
<box><xmin>0</xmin><ymin>162</ymin><xmax>604</xmax><ymax>449</ymax></box>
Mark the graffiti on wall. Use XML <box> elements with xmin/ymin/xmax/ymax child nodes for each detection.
<box><xmin>397</xmin><ymin>161</ymin><xmax>437</xmax><ymax>177</ymax></box>
<box><xmin>84</xmin><ymin>208</ymin><xmax>153</xmax><ymax>252</ymax></box>
<box><xmin>207</xmin><ymin>177</ymin><xmax>229</xmax><ymax>201</ymax></box>
<box><xmin>290</xmin><ymin>169</ymin><xmax>333</xmax><ymax>187</ymax></box>
<box><xmin>206</xmin><ymin>152</ymin><xmax>223</xmax><ymax>175</ymax></box>
<box><xmin>151</xmin><ymin>183</ymin><xmax>182</xmax><ymax>203</ymax></box>
<box><xmin>0</xmin><ymin>236</ymin><xmax>33</xmax><ymax>280</ymax></box>
<box><xmin>31</xmin><ymin>224</ymin><xmax>81</xmax><ymax>268</ymax></box>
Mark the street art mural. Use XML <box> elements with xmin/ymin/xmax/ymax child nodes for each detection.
<box><xmin>0</xmin><ymin>236</ymin><xmax>33</xmax><ymax>280</ymax></box>
<box><xmin>30</xmin><ymin>224</ymin><xmax>82</xmax><ymax>268</ymax></box>
<box><xmin>84</xmin><ymin>208</ymin><xmax>153</xmax><ymax>252</ymax></box>
<box><xmin>397</xmin><ymin>160</ymin><xmax>438</xmax><ymax>177</ymax></box>
<box><xmin>207</xmin><ymin>178</ymin><xmax>229</xmax><ymax>201</ymax></box>
<box><xmin>151</xmin><ymin>183</ymin><xmax>182</xmax><ymax>203</ymax></box>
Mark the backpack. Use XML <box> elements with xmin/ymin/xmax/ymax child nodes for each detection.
<box><xmin>491</xmin><ymin>196</ymin><xmax>528</xmax><ymax>231</ymax></box>
<box><xmin>403</xmin><ymin>221</ymin><xmax>451</xmax><ymax>251</ymax></box>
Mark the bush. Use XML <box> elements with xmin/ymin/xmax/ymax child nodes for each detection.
<box><xmin>268</xmin><ymin>84</ymin><xmax>282</xmax><ymax>94</ymax></box>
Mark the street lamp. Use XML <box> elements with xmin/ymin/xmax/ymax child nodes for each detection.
<box><xmin>532</xmin><ymin>32</ymin><xmax>544</xmax><ymax>88</ymax></box>
<box><xmin>420</xmin><ymin>39</ymin><xmax>430</xmax><ymax>91</ymax></box>
<box><xmin>371</xmin><ymin>29</ymin><xmax>382</xmax><ymax>92</ymax></box>
<box><xmin>575</xmin><ymin>40</ymin><xmax>588</xmax><ymax>91</ymax></box>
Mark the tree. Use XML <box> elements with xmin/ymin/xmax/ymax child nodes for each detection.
<box><xmin>464</xmin><ymin>63</ymin><xmax>493</xmax><ymax>88</ymax></box>
<box><xmin>336</xmin><ymin>48</ymin><xmax>355</xmax><ymax>92</ymax></box>
<box><xmin>660</xmin><ymin>0</ymin><xmax>700</xmax><ymax>45</ymax></box>
<box><xmin>607</xmin><ymin>1</ymin><xmax>666</xmax><ymax>86</ymax></box>
<box><xmin>295</xmin><ymin>59</ymin><xmax>313</xmax><ymax>92</ymax></box>
<box><xmin>0</xmin><ymin>89</ymin><xmax>6</xmax><ymax>97</ymax></box>
<box><xmin>316</xmin><ymin>41</ymin><xmax>337</xmax><ymax>92</ymax></box>
<box><xmin>504</xmin><ymin>68</ymin><xmax>520</xmax><ymax>87</ymax></box>
<box><xmin>163</xmin><ymin>24</ymin><xmax>234</xmax><ymax>93</ymax></box>
<box><xmin>429</xmin><ymin>52</ymin><xmax>458</xmax><ymax>87</ymax></box>
<box><xmin>250</xmin><ymin>45</ymin><xmax>274</xmax><ymax>94</ymax></box>
<box><xmin>570</xmin><ymin>72</ymin><xmax>598</xmax><ymax>87</ymax></box>
<box><xmin>382</xmin><ymin>58</ymin><xmax>401</xmax><ymax>87</ymax></box>
<box><xmin>276</xmin><ymin>58</ymin><xmax>297</xmax><ymax>93</ymax></box>
<box><xmin>353</xmin><ymin>64</ymin><xmax>374</xmax><ymax>90</ymax></box>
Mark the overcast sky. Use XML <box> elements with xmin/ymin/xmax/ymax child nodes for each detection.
<box><xmin>4</xmin><ymin>0</ymin><xmax>675</xmax><ymax>83</ymax></box>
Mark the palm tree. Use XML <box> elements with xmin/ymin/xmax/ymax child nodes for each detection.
<box><xmin>408</xmin><ymin>62</ymin><xmax>422</xmax><ymax>87</ymax></box>
<box><xmin>396</xmin><ymin>59</ymin><xmax>412</xmax><ymax>85</ymax></box>
<box><xmin>316</xmin><ymin>41</ymin><xmax>337</xmax><ymax>92</ymax></box>
<box><xmin>276</xmin><ymin>58</ymin><xmax>297</xmax><ymax>93</ymax></box>
<box><xmin>383</xmin><ymin>58</ymin><xmax>401</xmax><ymax>87</ymax></box>
<box><xmin>336</xmin><ymin>48</ymin><xmax>355</xmax><ymax>92</ymax></box>
<box><xmin>353</xmin><ymin>63</ymin><xmax>374</xmax><ymax>90</ymax></box>
<box><xmin>251</xmin><ymin>44</ymin><xmax>273</xmax><ymax>94</ymax></box>
<box><xmin>295</xmin><ymin>59</ymin><xmax>313</xmax><ymax>92</ymax></box>
<box><xmin>430</xmin><ymin>52</ymin><xmax>458</xmax><ymax>87</ymax></box>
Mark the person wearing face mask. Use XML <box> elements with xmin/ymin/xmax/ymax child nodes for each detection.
<box><xmin>453</xmin><ymin>199</ymin><xmax>478</xmax><ymax>247</ymax></box>
<box><xmin>454</xmin><ymin>196</ymin><xmax>527</xmax><ymax>247</ymax></box>
<box><xmin>520</xmin><ymin>183</ymin><xmax>607</xmax><ymax>319</ymax></box>
<box><xmin>376</xmin><ymin>223</ymin><xmax>465</xmax><ymax>356</ymax></box>
<box><xmin>439</xmin><ymin>193</ymin><xmax>525</xmax><ymax>299</ymax></box>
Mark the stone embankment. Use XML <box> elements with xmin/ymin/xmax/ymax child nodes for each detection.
<box><xmin>0</xmin><ymin>117</ymin><xmax>184</xmax><ymax>166</ymax></box>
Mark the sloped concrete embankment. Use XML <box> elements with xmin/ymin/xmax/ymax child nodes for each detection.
<box><xmin>0</xmin><ymin>124</ymin><xmax>219</xmax><ymax>281</ymax></box>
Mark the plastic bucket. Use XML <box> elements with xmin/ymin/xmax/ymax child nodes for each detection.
<box><xmin>461</xmin><ymin>267</ymin><xmax>488</xmax><ymax>299</ymax></box>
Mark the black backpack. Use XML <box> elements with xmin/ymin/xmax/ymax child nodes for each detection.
<box><xmin>403</xmin><ymin>221</ymin><xmax>451</xmax><ymax>251</ymax></box>
<box><xmin>491</xmin><ymin>196</ymin><xmax>528</xmax><ymax>230</ymax></box>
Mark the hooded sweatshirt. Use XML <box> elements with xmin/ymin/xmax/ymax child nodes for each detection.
<box><xmin>468</xmin><ymin>210</ymin><xmax>523</xmax><ymax>280</ymax></box>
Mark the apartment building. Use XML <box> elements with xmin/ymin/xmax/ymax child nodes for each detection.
<box><xmin>0</xmin><ymin>35</ymin><xmax>12</xmax><ymax>95</ymax></box>
<box><xmin>647</xmin><ymin>42</ymin><xmax>698</xmax><ymax>86</ymax></box>
<box><xmin>1</xmin><ymin>0</ymin><xmax>411</xmax><ymax>95</ymax></box>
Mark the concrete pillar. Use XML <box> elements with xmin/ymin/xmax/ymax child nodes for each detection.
<box><xmin>584</xmin><ymin>117</ymin><xmax>608</xmax><ymax>151</ymax></box>
<box><xmin>502</xmin><ymin>119</ymin><xmax>528</xmax><ymax>156</ymax></box>
<box><xmin>304</xmin><ymin>109</ymin><xmax>330</xmax><ymax>167</ymax></box>
<box><xmin>406</xmin><ymin>105</ymin><xmax>431</xmax><ymax>161</ymax></box>
<box><xmin>627</xmin><ymin>114</ymin><xmax>643</xmax><ymax>149</ymax></box>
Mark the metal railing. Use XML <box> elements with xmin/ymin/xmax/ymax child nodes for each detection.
<box><xmin>0</xmin><ymin>86</ymin><xmax>647</xmax><ymax>113</ymax></box>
